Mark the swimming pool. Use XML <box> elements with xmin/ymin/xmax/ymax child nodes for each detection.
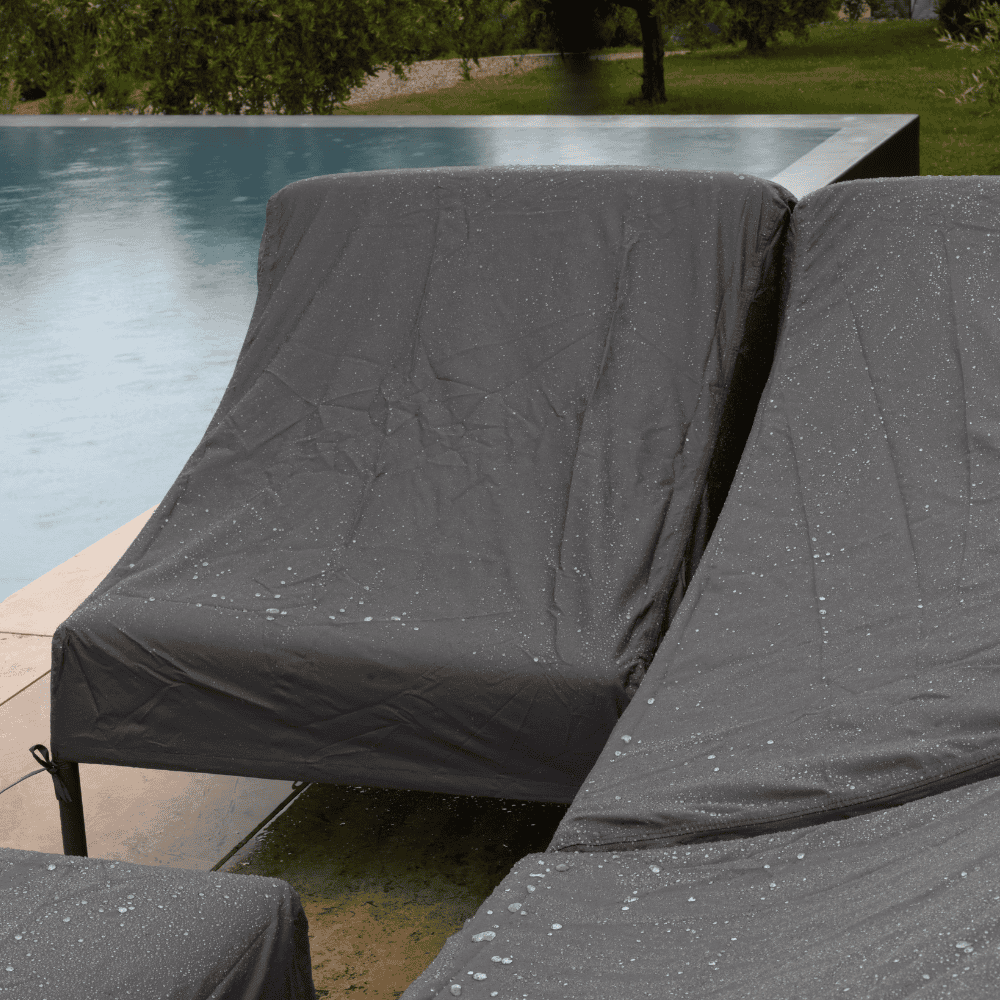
<box><xmin>0</xmin><ymin>114</ymin><xmax>918</xmax><ymax>602</ymax></box>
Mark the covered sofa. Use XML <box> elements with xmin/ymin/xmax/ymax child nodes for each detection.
<box><xmin>401</xmin><ymin>174</ymin><xmax>1000</xmax><ymax>998</ymax></box>
<box><xmin>2</xmin><ymin>165</ymin><xmax>797</xmax><ymax>1000</ymax></box>
<box><xmin>46</xmin><ymin>165</ymin><xmax>793</xmax><ymax>808</ymax></box>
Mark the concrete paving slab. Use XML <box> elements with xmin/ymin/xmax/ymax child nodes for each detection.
<box><xmin>0</xmin><ymin>506</ymin><xmax>299</xmax><ymax>871</ymax></box>
<box><xmin>0</xmin><ymin>633</ymin><xmax>50</xmax><ymax>707</ymax></box>
<box><xmin>0</xmin><ymin>505</ymin><xmax>157</xmax><ymax>638</ymax></box>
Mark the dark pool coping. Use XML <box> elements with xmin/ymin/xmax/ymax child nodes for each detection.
<box><xmin>2</xmin><ymin>114</ymin><xmax>919</xmax><ymax>199</ymax></box>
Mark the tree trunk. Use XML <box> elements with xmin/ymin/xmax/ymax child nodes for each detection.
<box><xmin>744</xmin><ymin>26</ymin><xmax>767</xmax><ymax>53</ymax></box>
<box><xmin>546</xmin><ymin>0</ymin><xmax>601</xmax><ymax>114</ymax></box>
<box><xmin>559</xmin><ymin>51</ymin><xmax>599</xmax><ymax>113</ymax></box>
<box><xmin>631</xmin><ymin>0</ymin><xmax>666</xmax><ymax>102</ymax></box>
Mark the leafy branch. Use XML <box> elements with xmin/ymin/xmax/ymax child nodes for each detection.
<box><xmin>935</xmin><ymin>0</ymin><xmax>1000</xmax><ymax>113</ymax></box>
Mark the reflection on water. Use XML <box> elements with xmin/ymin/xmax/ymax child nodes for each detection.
<box><xmin>0</xmin><ymin>122</ymin><xmax>835</xmax><ymax>601</ymax></box>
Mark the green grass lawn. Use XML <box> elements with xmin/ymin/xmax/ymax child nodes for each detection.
<box><xmin>323</xmin><ymin>20</ymin><xmax>998</xmax><ymax>176</ymax></box>
<box><xmin>3</xmin><ymin>17</ymin><xmax>998</xmax><ymax>175</ymax></box>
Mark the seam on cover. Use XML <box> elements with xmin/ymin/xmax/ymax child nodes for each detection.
<box><xmin>784</xmin><ymin>412</ymin><xmax>823</xmax><ymax>658</ymax></box>
<box><xmin>203</xmin><ymin>911</ymin><xmax>285</xmax><ymax>995</ymax></box>
<box><xmin>836</xmin><ymin>257</ymin><xmax>926</xmax><ymax>641</ymax></box>
<box><xmin>554</xmin><ymin>200</ymin><xmax>637</xmax><ymax>585</ymax></box>
<box><xmin>343</xmin><ymin>177</ymin><xmax>445</xmax><ymax>548</ymax></box>
<box><xmin>945</xmin><ymin>229</ymin><xmax>975</xmax><ymax>591</ymax></box>
<box><xmin>554</xmin><ymin>749</ymin><xmax>1000</xmax><ymax>854</ymax></box>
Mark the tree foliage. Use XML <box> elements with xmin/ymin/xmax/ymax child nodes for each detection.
<box><xmin>1</xmin><ymin>0</ymin><xmax>845</xmax><ymax>114</ymax></box>
<box><xmin>1</xmin><ymin>0</ymin><xmax>104</xmax><ymax>108</ymax></box>
<box><xmin>0</xmin><ymin>0</ymin><xmax>540</xmax><ymax>113</ymax></box>
<box><xmin>716</xmin><ymin>0</ymin><xmax>839</xmax><ymax>54</ymax></box>
<box><xmin>526</xmin><ymin>0</ymin><xmax>833</xmax><ymax>108</ymax></box>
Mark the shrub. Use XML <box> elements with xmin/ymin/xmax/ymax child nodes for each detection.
<box><xmin>0</xmin><ymin>0</ymin><xmax>99</xmax><ymax>110</ymax></box>
<box><xmin>595</xmin><ymin>4</ymin><xmax>645</xmax><ymax>46</ymax></box>
<box><xmin>936</xmin><ymin>0</ymin><xmax>994</xmax><ymax>36</ymax></box>
<box><xmin>936</xmin><ymin>0</ymin><xmax>1000</xmax><ymax>112</ymax></box>
<box><xmin>1</xmin><ymin>0</ymin><xmax>494</xmax><ymax>113</ymax></box>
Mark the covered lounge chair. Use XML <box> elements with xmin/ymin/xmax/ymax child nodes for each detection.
<box><xmin>400</xmin><ymin>174</ymin><xmax>1000</xmax><ymax>998</ymax></box>
<box><xmin>2</xmin><ymin>166</ymin><xmax>796</xmax><ymax>999</ymax></box>
<box><xmin>45</xmin><ymin>166</ymin><xmax>795</xmax><ymax>818</ymax></box>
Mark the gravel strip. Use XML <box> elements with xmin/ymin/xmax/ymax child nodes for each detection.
<box><xmin>340</xmin><ymin>49</ymin><xmax>692</xmax><ymax>106</ymax></box>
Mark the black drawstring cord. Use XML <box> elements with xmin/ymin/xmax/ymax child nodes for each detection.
<box><xmin>0</xmin><ymin>745</ymin><xmax>74</xmax><ymax>802</ymax></box>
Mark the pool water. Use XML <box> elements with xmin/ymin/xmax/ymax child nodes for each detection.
<box><xmin>0</xmin><ymin>120</ymin><xmax>837</xmax><ymax>603</ymax></box>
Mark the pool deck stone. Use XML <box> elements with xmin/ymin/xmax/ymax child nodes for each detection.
<box><xmin>0</xmin><ymin>506</ymin><xmax>297</xmax><ymax>871</ymax></box>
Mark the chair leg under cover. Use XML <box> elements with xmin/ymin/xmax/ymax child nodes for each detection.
<box><xmin>56</xmin><ymin>760</ymin><xmax>87</xmax><ymax>857</ymax></box>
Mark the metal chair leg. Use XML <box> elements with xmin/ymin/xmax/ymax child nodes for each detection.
<box><xmin>56</xmin><ymin>761</ymin><xmax>88</xmax><ymax>857</ymax></box>
<box><xmin>27</xmin><ymin>745</ymin><xmax>89</xmax><ymax>857</ymax></box>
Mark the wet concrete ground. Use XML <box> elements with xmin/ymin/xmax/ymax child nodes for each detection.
<box><xmin>220</xmin><ymin>783</ymin><xmax>569</xmax><ymax>998</ymax></box>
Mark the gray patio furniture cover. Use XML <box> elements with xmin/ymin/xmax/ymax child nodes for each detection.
<box><xmin>549</xmin><ymin>175</ymin><xmax>1000</xmax><ymax>852</ymax></box>
<box><xmin>49</xmin><ymin>165</ymin><xmax>794</xmax><ymax>806</ymax></box>
<box><xmin>401</xmin><ymin>174</ymin><xmax>1000</xmax><ymax>998</ymax></box>
<box><xmin>401</xmin><ymin>774</ymin><xmax>1000</xmax><ymax>999</ymax></box>
<box><xmin>0</xmin><ymin>846</ymin><xmax>315</xmax><ymax>999</ymax></box>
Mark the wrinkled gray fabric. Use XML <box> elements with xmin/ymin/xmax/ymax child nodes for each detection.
<box><xmin>550</xmin><ymin>175</ymin><xmax>1000</xmax><ymax>852</ymax></box>
<box><xmin>50</xmin><ymin>166</ymin><xmax>794</xmax><ymax>807</ymax></box>
<box><xmin>402</xmin><ymin>773</ymin><xmax>1000</xmax><ymax>999</ymax></box>
<box><xmin>0</xmin><ymin>847</ymin><xmax>314</xmax><ymax>999</ymax></box>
